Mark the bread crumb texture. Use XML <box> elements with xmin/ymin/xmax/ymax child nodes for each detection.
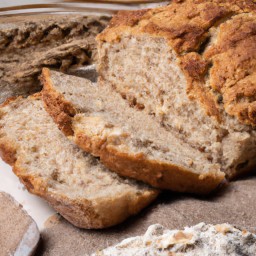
<box><xmin>42</xmin><ymin>69</ymin><xmax>225</xmax><ymax>194</ymax></box>
<box><xmin>0</xmin><ymin>95</ymin><xmax>158</xmax><ymax>229</ymax></box>
<box><xmin>98</xmin><ymin>0</ymin><xmax>256</xmax><ymax>126</ymax></box>
<box><xmin>97</xmin><ymin>0</ymin><xmax>256</xmax><ymax>179</ymax></box>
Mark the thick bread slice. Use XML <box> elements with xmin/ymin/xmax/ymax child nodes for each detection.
<box><xmin>41</xmin><ymin>69</ymin><xmax>225</xmax><ymax>194</ymax></box>
<box><xmin>92</xmin><ymin>223</ymin><xmax>256</xmax><ymax>256</ymax></box>
<box><xmin>96</xmin><ymin>0</ymin><xmax>256</xmax><ymax>178</ymax></box>
<box><xmin>0</xmin><ymin>95</ymin><xmax>158</xmax><ymax>229</ymax></box>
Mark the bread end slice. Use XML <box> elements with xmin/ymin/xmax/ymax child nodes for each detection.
<box><xmin>41</xmin><ymin>68</ymin><xmax>225</xmax><ymax>195</ymax></box>
<box><xmin>0</xmin><ymin>95</ymin><xmax>158</xmax><ymax>229</ymax></box>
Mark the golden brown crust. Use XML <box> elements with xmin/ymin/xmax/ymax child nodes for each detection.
<box><xmin>98</xmin><ymin>0</ymin><xmax>244</xmax><ymax>52</ymax></box>
<box><xmin>16</xmin><ymin>165</ymin><xmax>155</xmax><ymax>229</ymax></box>
<box><xmin>12</xmin><ymin>163</ymin><xmax>106</xmax><ymax>229</ymax></box>
<box><xmin>0</xmin><ymin>94</ymin><xmax>158</xmax><ymax>229</ymax></box>
<box><xmin>109</xmin><ymin>9</ymin><xmax>149</xmax><ymax>28</ymax></box>
<box><xmin>13</xmin><ymin>162</ymin><xmax>157</xmax><ymax>229</ymax></box>
<box><xmin>41</xmin><ymin>68</ymin><xmax>225</xmax><ymax>195</ymax></box>
<box><xmin>97</xmin><ymin>0</ymin><xmax>256</xmax><ymax>126</ymax></box>
<box><xmin>0</xmin><ymin>139</ymin><xmax>17</xmax><ymax>166</ymax></box>
<box><xmin>41</xmin><ymin>68</ymin><xmax>76</xmax><ymax>136</ymax></box>
<box><xmin>75</xmin><ymin>132</ymin><xmax>224</xmax><ymax>194</ymax></box>
<box><xmin>204</xmin><ymin>13</ymin><xmax>256</xmax><ymax>126</ymax></box>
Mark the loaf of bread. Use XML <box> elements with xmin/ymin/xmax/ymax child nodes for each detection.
<box><xmin>0</xmin><ymin>95</ymin><xmax>158</xmax><ymax>229</ymax></box>
<box><xmin>41</xmin><ymin>68</ymin><xmax>224</xmax><ymax>194</ymax></box>
<box><xmin>0</xmin><ymin>14</ymin><xmax>110</xmax><ymax>104</ymax></box>
<box><xmin>92</xmin><ymin>223</ymin><xmax>256</xmax><ymax>255</ymax></box>
<box><xmin>97</xmin><ymin>0</ymin><xmax>256</xmax><ymax>179</ymax></box>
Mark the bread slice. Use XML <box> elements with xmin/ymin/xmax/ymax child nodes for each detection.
<box><xmin>0</xmin><ymin>95</ymin><xmax>158</xmax><ymax>229</ymax></box>
<box><xmin>41</xmin><ymin>68</ymin><xmax>225</xmax><ymax>194</ymax></box>
<box><xmin>92</xmin><ymin>223</ymin><xmax>256</xmax><ymax>255</ymax></box>
<box><xmin>96</xmin><ymin>1</ymin><xmax>256</xmax><ymax>178</ymax></box>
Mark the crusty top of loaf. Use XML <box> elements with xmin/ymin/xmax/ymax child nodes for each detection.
<box><xmin>97</xmin><ymin>0</ymin><xmax>256</xmax><ymax>126</ymax></box>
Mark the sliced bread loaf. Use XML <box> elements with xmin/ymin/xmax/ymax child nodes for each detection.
<box><xmin>41</xmin><ymin>69</ymin><xmax>225</xmax><ymax>194</ymax></box>
<box><xmin>0</xmin><ymin>95</ymin><xmax>158</xmax><ymax>229</ymax></box>
<box><xmin>92</xmin><ymin>223</ymin><xmax>256</xmax><ymax>256</ymax></box>
<box><xmin>96</xmin><ymin>0</ymin><xmax>256</xmax><ymax>178</ymax></box>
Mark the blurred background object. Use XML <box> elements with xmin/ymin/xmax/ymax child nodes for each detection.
<box><xmin>0</xmin><ymin>13</ymin><xmax>110</xmax><ymax>103</ymax></box>
<box><xmin>0</xmin><ymin>0</ymin><xmax>169</xmax><ymax>16</ymax></box>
